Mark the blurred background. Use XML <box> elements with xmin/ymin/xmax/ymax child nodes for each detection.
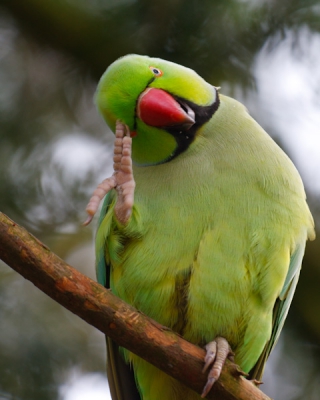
<box><xmin>0</xmin><ymin>0</ymin><xmax>319</xmax><ymax>399</ymax></box>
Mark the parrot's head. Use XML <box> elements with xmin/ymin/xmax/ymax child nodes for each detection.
<box><xmin>96</xmin><ymin>54</ymin><xmax>219</xmax><ymax>166</ymax></box>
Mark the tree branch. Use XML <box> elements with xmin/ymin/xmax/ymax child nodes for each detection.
<box><xmin>0</xmin><ymin>212</ymin><xmax>270</xmax><ymax>400</ymax></box>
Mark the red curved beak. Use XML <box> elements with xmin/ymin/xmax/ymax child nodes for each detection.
<box><xmin>137</xmin><ymin>88</ymin><xmax>195</xmax><ymax>130</ymax></box>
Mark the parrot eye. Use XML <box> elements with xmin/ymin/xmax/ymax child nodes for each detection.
<box><xmin>149</xmin><ymin>66</ymin><xmax>163</xmax><ymax>77</ymax></box>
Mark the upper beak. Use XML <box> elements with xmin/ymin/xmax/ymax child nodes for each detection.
<box><xmin>137</xmin><ymin>88</ymin><xmax>195</xmax><ymax>130</ymax></box>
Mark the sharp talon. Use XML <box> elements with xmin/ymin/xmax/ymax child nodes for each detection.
<box><xmin>125</xmin><ymin>124</ymin><xmax>131</xmax><ymax>137</ymax></box>
<box><xmin>202</xmin><ymin>358</ymin><xmax>213</xmax><ymax>373</ymax></box>
<box><xmin>82</xmin><ymin>214</ymin><xmax>93</xmax><ymax>226</ymax></box>
<box><xmin>202</xmin><ymin>364</ymin><xmax>209</xmax><ymax>374</ymax></box>
<box><xmin>228</xmin><ymin>351</ymin><xmax>235</xmax><ymax>362</ymax></box>
<box><xmin>251</xmin><ymin>378</ymin><xmax>263</xmax><ymax>386</ymax></box>
<box><xmin>201</xmin><ymin>378</ymin><xmax>215</xmax><ymax>398</ymax></box>
<box><xmin>236</xmin><ymin>367</ymin><xmax>249</xmax><ymax>377</ymax></box>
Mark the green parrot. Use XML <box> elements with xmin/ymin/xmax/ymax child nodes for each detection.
<box><xmin>84</xmin><ymin>54</ymin><xmax>315</xmax><ymax>400</ymax></box>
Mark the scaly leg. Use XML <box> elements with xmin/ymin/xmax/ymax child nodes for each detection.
<box><xmin>83</xmin><ymin>120</ymin><xmax>135</xmax><ymax>226</ymax></box>
<box><xmin>201</xmin><ymin>337</ymin><xmax>234</xmax><ymax>398</ymax></box>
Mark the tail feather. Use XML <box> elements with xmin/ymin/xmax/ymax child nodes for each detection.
<box><xmin>106</xmin><ymin>337</ymin><xmax>141</xmax><ymax>400</ymax></box>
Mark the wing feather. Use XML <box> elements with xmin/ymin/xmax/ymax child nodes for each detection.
<box><xmin>250</xmin><ymin>242</ymin><xmax>306</xmax><ymax>380</ymax></box>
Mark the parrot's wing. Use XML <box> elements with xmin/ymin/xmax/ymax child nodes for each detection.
<box><xmin>96</xmin><ymin>192</ymin><xmax>140</xmax><ymax>400</ymax></box>
<box><xmin>96</xmin><ymin>192</ymin><xmax>111</xmax><ymax>287</ymax></box>
<box><xmin>249</xmin><ymin>242</ymin><xmax>306</xmax><ymax>380</ymax></box>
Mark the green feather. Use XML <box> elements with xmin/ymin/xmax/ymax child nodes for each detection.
<box><xmin>95</xmin><ymin>191</ymin><xmax>113</xmax><ymax>287</ymax></box>
<box><xmin>249</xmin><ymin>242</ymin><xmax>306</xmax><ymax>380</ymax></box>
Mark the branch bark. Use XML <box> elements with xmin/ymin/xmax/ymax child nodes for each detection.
<box><xmin>0</xmin><ymin>212</ymin><xmax>270</xmax><ymax>400</ymax></box>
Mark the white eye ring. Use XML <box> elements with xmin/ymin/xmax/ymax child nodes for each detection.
<box><xmin>149</xmin><ymin>66</ymin><xmax>163</xmax><ymax>77</ymax></box>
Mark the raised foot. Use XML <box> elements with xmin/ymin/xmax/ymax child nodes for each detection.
<box><xmin>83</xmin><ymin>120</ymin><xmax>135</xmax><ymax>226</ymax></box>
<box><xmin>201</xmin><ymin>337</ymin><xmax>234</xmax><ymax>398</ymax></box>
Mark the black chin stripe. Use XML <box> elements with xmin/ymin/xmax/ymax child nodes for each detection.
<box><xmin>166</xmin><ymin>88</ymin><xmax>220</xmax><ymax>161</ymax></box>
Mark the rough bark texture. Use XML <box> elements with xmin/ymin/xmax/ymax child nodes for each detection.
<box><xmin>0</xmin><ymin>212</ymin><xmax>270</xmax><ymax>400</ymax></box>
